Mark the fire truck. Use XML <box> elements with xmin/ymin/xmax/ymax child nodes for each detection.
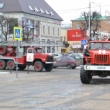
<box><xmin>0</xmin><ymin>41</ymin><xmax>54</xmax><ymax>72</ymax></box>
<box><xmin>80</xmin><ymin>40</ymin><xmax>110</xmax><ymax>84</ymax></box>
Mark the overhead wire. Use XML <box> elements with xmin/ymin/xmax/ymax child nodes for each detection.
<box><xmin>56</xmin><ymin>4</ymin><xmax>110</xmax><ymax>13</ymax></box>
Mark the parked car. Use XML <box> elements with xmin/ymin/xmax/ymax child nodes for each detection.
<box><xmin>69</xmin><ymin>53</ymin><xmax>83</xmax><ymax>65</ymax></box>
<box><xmin>53</xmin><ymin>56</ymin><xmax>80</xmax><ymax>69</ymax></box>
<box><xmin>46</xmin><ymin>53</ymin><xmax>62</xmax><ymax>59</ymax></box>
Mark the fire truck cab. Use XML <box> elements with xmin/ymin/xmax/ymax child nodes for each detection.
<box><xmin>80</xmin><ymin>40</ymin><xmax>110</xmax><ymax>84</ymax></box>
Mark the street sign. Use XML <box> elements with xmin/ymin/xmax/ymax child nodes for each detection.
<box><xmin>14</xmin><ymin>27</ymin><xmax>22</xmax><ymax>41</ymax></box>
<box><xmin>81</xmin><ymin>39</ymin><xmax>87</xmax><ymax>45</ymax></box>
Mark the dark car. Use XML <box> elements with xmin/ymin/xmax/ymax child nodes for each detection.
<box><xmin>53</xmin><ymin>56</ymin><xmax>80</xmax><ymax>69</ymax></box>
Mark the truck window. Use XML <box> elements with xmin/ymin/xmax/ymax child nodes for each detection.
<box><xmin>103</xmin><ymin>43</ymin><xmax>110</xmax><ymax>50</ymax></box>
<box><xmin>28</xmin><ymin>49</ymin><xmax>33</xmax><ymax>53</ymax></box>
<box><xmin>33</xmin><ymin>49</ymin><xmax>36</xmax><ymax>53</ymax></box>
<box><xmin>89</xmin><ymin>43</ymin><xmax>102</xmax><ymax>49</ymax></box>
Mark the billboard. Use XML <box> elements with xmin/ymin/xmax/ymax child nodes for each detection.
<box><xmin>67</xmin><ymin>29</ymin><xmax>86</xmax><ymax>41</ymax></box>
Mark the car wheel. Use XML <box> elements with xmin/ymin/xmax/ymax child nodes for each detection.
<box><xmin>67</xmin><ymin>64</ymin><xmax>72</xmax><ymax>69</ymax></box>
<box><xmin>72</xmin><ymin>66</ymin><xmax>76</xmax><ymax>69</ymax></box>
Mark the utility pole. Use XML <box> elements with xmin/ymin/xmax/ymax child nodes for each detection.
<box><xmin>88</xmin><ymin>1</ymin><xmax>91</xmax><ymax>39</ymax></box>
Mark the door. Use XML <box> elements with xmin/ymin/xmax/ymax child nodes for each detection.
<box><xmin>60</xmin><ymin>56</ymin><xmax>68</xmax><ymax>66</ymax></box>
<box><xmin>26</xmin><ymin>48</ymin><xmax>34</xmax><ymax>62</ymax></box>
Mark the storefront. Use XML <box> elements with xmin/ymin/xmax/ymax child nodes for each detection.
<box><xmin>67</xmin><ymin>29</ymin><xmax>87</xmax><ymax>52</ymax></box>
<box><xmin>70</xmin><ymin>41</ymin><xmax>82</xmax><ymax>53</ymax></box>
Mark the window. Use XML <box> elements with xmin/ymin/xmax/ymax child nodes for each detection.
<box><xmin>39</xmin><ymin>8</ymin><xmax>44</xmax><ymax>13</ymax></box>
<box><xmin>43</xmin><ymin>25</ymin><xmax>45</xmax><ymax>34</ymax></box>
<box><xmin>103</xmin><ymin>43</ymin><xmax>110</xmax><ymax>50</ymax></box>
<box><xmin>50</xmin><ymin>12</ymin><xmax>54</xmax><ymax>16</ymax></box>
<box><xmin>48</xmin><ymin>26</ymin><xmax>50</xmax><ymax>34</ymax></box>
<box><xmin>58</xmin><ymin>28</ymin><xmax>59</xmax><ymax>35</ymax></box>
<box><xmin>89</xmin><ymin>43</ymin><xmax>102</xmax><ymax>49</ymax></box>
<box><xmin>34</xmin><ymin>7</ymin><xmax>39</xmax><ymax>12</ymax></box>
<box><xmin>9</xmin><ymin>18</ymin><xmax>18</xmax><ymax>34</ymax></box>
<box><xmin>0</xmin><ymin>3</ymin><xmax>4</xmax><ymax>9</ymax></box>
<box><xmin>53</xmin><ymin>27</ymin><xmax>55</xmax><ymax>35</ymax></box>
<box><xmin>47</xmin><ymin>47</ymin><xmax>51</xmax><ymax>53</ymax></box>
<box><xmin>28</xmin><ymin>49</ymin><xmax>32</xmax><ymax>53</ymax></box>
<box><xmin>76</xmin><ymin>24</ymin><xmax>80</xmax><ymax>29</ymax></box>
<box><xmin>28</xmin><ymin>6</ymin><xmax>34</xmax><ymax>11</ymax></box>
<box><xmin>30</xmin><ymin>20</ymin><xmax>34</xmax><ymax>35</ymax></box>
<box><xmin>62</xmin><ymin>56</ymin><xmax>68</xmax><ymax>61</ymax></box>
<box><xmin>45</xmin><ymin>10</ymin><xmax>49</xmax><ymax>14</ymax></box>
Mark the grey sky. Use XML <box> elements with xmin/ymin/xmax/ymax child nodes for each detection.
<box><xmin>45</xmin><ymin>0</ymin><xmax>110</xmax><ymax>23</ymax></box>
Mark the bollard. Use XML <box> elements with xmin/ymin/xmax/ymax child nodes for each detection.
<box><xmin>10</xmin><ymin>69</ymin><xmax>12</xmax><ymax>74</ymax></box>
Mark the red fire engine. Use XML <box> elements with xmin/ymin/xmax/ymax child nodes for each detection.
<box><xmin>0</xmin><ymin>41</ymin><xmax>54</xmax><ymax>72</ymax></box>
<box><xmin>80</xmin><ymin>40</ymin><xmax>110</xmax><ymax>84</ymax></box>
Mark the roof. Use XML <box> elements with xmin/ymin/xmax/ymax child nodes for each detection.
<box><xmin>0</xmin><ymin>0</ymin><xmax>63</xmax><ymax>21</ymax></box>
<box><xmin>71</xmin><ymin>16</ymin><xmax>108</xmax><ymax>21</ymax></box>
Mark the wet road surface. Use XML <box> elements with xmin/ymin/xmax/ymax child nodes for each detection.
<box><xmin>0</xmin><ymin>67</ymin><xmax>110</xmax><ymax>110</ymax></box>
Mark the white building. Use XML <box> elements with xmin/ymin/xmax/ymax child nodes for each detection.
<box><xmin>0</xmin><ymin>0</ymin><xmax>63</xmax><ymax>53</ymax></box>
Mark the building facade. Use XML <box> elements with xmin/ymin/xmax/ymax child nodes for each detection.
<box><xmin>0</xmin><ymin>0</ymin><xmax>63</xmax><ymax>53</ymax></box>
<box><xmin>71</xmin><ymin>16</ymin><xmax>110</xmax><ymax>39</ymax></box>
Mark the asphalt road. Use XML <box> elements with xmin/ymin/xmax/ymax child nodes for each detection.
<box><xmin>0</xmin><ymin>66</ymin><xmax>110</xmax><ymax>110</ymax></box>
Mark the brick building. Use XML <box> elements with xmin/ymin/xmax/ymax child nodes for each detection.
<box><xmin>64</xmin><ymin>16</ymin><xmax>110</xmax><ymax>52</ymax></box>
<box><xmin>71</xmin><ymin>16</ymin><xmax>110</xmax><ymax>38</ymax></box>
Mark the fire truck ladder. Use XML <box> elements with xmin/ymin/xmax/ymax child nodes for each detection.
<box><xmin>0</xmin><ymin>40</ymin><xmax>63</xmax><ymax>47</ymax></box>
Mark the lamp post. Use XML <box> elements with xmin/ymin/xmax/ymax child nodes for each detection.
<box><xmin>88</xmin><ymin>1</ymin><xmax>101</xmax><ymax>40</ymax></box>
<box><xmin>88</xmin><ymin>1</ymin><xmax>91</xmax><ymax>39</ymax></box>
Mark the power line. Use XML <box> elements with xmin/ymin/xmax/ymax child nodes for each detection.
<box><xmin>56</xmin><ymin>4</ymin><xmax>110</xmax><ymax>14</ymax></box>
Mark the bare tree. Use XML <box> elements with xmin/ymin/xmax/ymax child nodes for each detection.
<box><xmin>79</xmin><ymin>11</ymin><xmax>101</xmax><ymax>39</ymax></box>
<box><xmin>0</xmin><ymin>16</ymin><xmax>18</xmax><ymax>41</ymax></box>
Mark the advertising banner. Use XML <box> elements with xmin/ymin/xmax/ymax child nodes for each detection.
<box><xmin>67</xmin><ymin>29</ymin><xmax>86</xmax><ymax>41</ymax></box>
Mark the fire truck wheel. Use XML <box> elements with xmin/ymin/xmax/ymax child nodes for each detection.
<box><xmin>34</xmin><ymin>61</ymin><xmax>43</xmax><ymax>72</ymax></box>
<box><xmin>7</xmin><ymin>60</ymin><xmax>15</xmax><ymax>70</ymax></box>
<box><xmin>80</xmin><ymin>66</ymin><xmax>92</xmax><ymax>84</ymax></box>
<box><xmin>44</xmin><ymin>64</ymin><xmax>53</xmax><ymax>72</ymax></box>
<box><xmin>18</xmin><ymin>65</ymin><xmax>26</xmax><ymax>70</ymax></box>
<box><xmin>0</xmin><ymin>60</ymin><xmax>6</xmax><ymax>70</ymax></box>
<box><xmin>0</xmin><ymin>46</ymin><xmax>7</xmax><ymax>55</ymax></box>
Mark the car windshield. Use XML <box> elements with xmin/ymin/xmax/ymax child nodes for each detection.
<box><xmin>103</xmin><ymin>43</ymin><xmax>110</xmax><ymax>50</ymax></box>
<box><xmin>89</xmin><ymin>43</ymin><xmax>102</xmax><ymax>49</ymax></box>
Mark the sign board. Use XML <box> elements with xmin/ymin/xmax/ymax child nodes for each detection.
<box><xmin>72</xmin><ymin>41</ymin><xmax>81</xmax><ymax>48</ymax></box>
<box><xmin>81</xmin><ymin>39</ymin><xmax>87</xmax><ymax>45</ymax></box>
<box><xmin>14</xmin><ymin>27</ymin><xmax>22</xmax><ymax>41</ymax></box>
<box><xmin>67</xmin><ymin>29</ymin><xmax>86</xmax><ymax>41</ymax></box>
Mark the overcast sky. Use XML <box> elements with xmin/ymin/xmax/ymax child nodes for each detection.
<box><xmin>45</xmin><ymin>0</ymin><xmax>110</xmax><ymax>23</ymax></box>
